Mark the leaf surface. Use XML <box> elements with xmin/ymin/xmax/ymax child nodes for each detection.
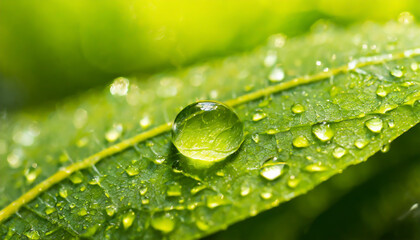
<box><xmin>1</xmin><ymin>22</ymin><xmax>420</xmax><ymax>239</ymax></box>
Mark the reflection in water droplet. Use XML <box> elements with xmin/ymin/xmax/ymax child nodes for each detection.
<box><xmin>381</xmin><ymin>144</ymin><xmax>391</xmax><ymax>153</ymax></box>
<box><xmin>151</xmin><ymin>213</ymin><xmax>175</xmax><ymax>233</ymax></box>
<box><xmin>172</xmin><ymin>101</ymin><xmax>244</xmax><ymax>165</ymax></box>
<box><xmin>355</xmin><ymin>139</ymin><xmax>370</xmax><ymax>149</ymax></box>
<box><xmin>106</xmin><ymin>205</ymin><xmax>117</xmax><ymax>216</ymax></box>
<box><xmin>110</xmin><ymin>77</ymin><xmax>129</xmax><ymax>96</ymax></box>
<box><xmin>268</xmin><ymin>67</ymin><xmax>285</xmax><ymax>82</ymax></box>
<box><xmin>312</xmin><ymin>123</ymin><xmax>334</xmax><ymax>142</ymax></box>
<box><xmin>105</xmin><ymin>123</ymin><xmax>123</xmax><ymax>143</ymax></box>
<box><xmin>291</xmin><ymin>104</ymin><xmax>305</xmax><ymax>114</ymax></box>
<box><xmin>365</xmin><ymin>118</ymin><xmax>383</xmax><ymax>133</ymax></box>
<box><xmin>292</xmin><ymin>135</ymin><xmax>310</xmax><ymax>148</ymax></box>
<box><xmin>252</xmin><ymin>112</ymin><xmax>267</xmax><ymax>122</ymax></box>
<box><xmin>167</xmin><ymin>184</ymin><xmax>182</xmax><ymax>197</ymax></box>
<box><xmin>24</xmin><ymin>230</ymin><xmax>40</xmax><ymax>240</ymax></box>
<box><xmin>122</xmin><ymin>210</ymin><xmax>136</xmax><ymax>229</ymax></box>
<box><xmin>333</xmin><ymin>147</ymin><xmax>347</xmax><ymax>159</ymax></box>
<box><xmin>260</xmin><ymin>163</ymin><xmax>286</xmax><ymax>181</ymax></box>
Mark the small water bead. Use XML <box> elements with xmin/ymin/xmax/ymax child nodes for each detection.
<box><xmin>381</xmin><ymin>144</ymin><xmax>391</xmax><ymax>153</ymax></box>
<box><xmin>167</xmin><ymin>184</ymin><xmax>182</xmax><ymax>197</ymax></box>
<box><xmin>305</xmin><ymin>163</ymin><xmax>327</xmax><ymax>172</ymax></box>
<box><xmin>125</xmin><ymin>165</ymin><xmax>140</xmax><ymax>176</ymax></box>
<box><xmin>333</xmin><ymin>147</ymin><xmax>347</xmax><ymax>159</ymax></box>
<box><xmin>110</xmin><ymin>77</ymin><xmax>129</xmax><ymax>96</ymax></box>
<box><xmin>390</xmin><ymin>67</ymin><xmax>404</xmax><ymax>78</ymax></box>
<box><xmin>388</xmin><ymin>119</ymin><xmax>395</xmax><ymax>128</ymax></box>
<box><xmin>251</xmin><ymin>133</ymin><xmax>260</xmax><ymax>144</ymax></box>
<box><xmin>206</xmin><ymin>194</ymin><xmax>226</xmax><ymax>208</ymax></box>
<box><xmin>260</xmin><ymin>189</ymin><xmax>273</xmax><ymax>200</ymax></box>
<box><xmin>312</xmin><ymin>123</ymin><xmax>334</xmax><ymax>142</ymax></box>
<box><xmin>365</xmin><ymin>118</ymin><xmax>383</xmax><ymax>133</ymax></box>
<box><xmin>78</xmin><ymin>208</ymin><xmax>88</xmax><ymax>216</ymax></box>
<box><xmin>376</xmin><ymin>85</ymin><xmax>388</xmax><ymax>97</ymax></box>
<box><xmin>252</xmin><ymin>112</ymin><xmax>267</xmax><ymax>122</ymax></box>
<box><xmin>139</xmin><ymin>186</ymin><xmax>148</xmax><ymax>196</ymax></box>
<box><xmin>24</xmin><ymin>230</ymin><xmax>41</xmax><ymax>240</ymax></box>
<box><xmin>287</xmin><ymin>176</ymin><xmax>300</xmax><ymax>188</ymax></box>
<box><xmin>291</xmin><ymin>104</ymin><xmax>305</xmax><ymax>114</ymax></box>
<box><xmin>260</xmin><ymin>163</ymin><xmax>287</xmax><ymax>181</ymax></box>
<box><xmin>240</xmin><ymin>182</ymin><xmax>251</xmax><ymax>197</ymax></box>
<box><xmin>268</xmin><ymin>67</ymin><xmax>285</xmax><ymax>82</ymax></box>
<box><xmin>59</xmin><ymin>188</ymin><xmax>68</xmax><ymax>198</ymax></box>
<box><xmin>139</xmin><ymin>116</ymin><xmax>152</xmax><ymax>129</ymax></box>
<box><xmin>45</xmin><ymin>206</ymin><xmax>56</xmax><ymax>215</ymax></box>
<box><xmin>354</xmin><ymin>139</ymin><xmax>370</xmax><ymax>149</ymax></box>
<box><xmin>292</xmin><ymin>135</ymin><xmax>310</xmax><ymax>148</ymax></box>
<box><xmin>142</xmin><ymin>199</ymin><xmax>150</xmax><ymax>205</ymax></box>
<box><xmin>122</xmin><ymin>210</ymin><xmax>136</xmax><ymax>229</ymax></box>
<box><xmin>25</xmin><ymin>166</ymin><xmax>41</xmax><ymax>184</ymax></box>
<box><xmin>105</xmin><ymin>123</ymin><xmax>123</xmax><ymax>143</ymax></box>
<box><xmin>151</xmin><ymin>213</ymin><xmax>175</xmax><ymax>233</ymax></box>
<box><xmin>196</xmin><ymin>220</ymin><xmax>210</xmax><ymax>231</ymax></box>
<box><xmin>106</xmin><ymin>205</ymin><xmax>117</xmax><ymax>216</ymax></box>
<box><xmin>172</xmin><ymin>101</ymin><xmax>244</xmax><ymax>165</ymax></box>
<box><xmin>264</xmin><ymin>50</ymin><xmax>278</xmax><ymax>67</ymax></box>
<box><xmin>70</xmin><ymin>172</ymin><xmax>84</xmax><ymax>184</ymax></box>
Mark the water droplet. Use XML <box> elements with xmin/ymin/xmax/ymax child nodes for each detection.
<box><xmin>125</xmin><ymin>166</ymin><xmax>140</xmax><ymax>176</ymax></box>
<box><xmin>110</xmin><ymin>77</ymin><xmax>129</xmax><ymax>96</ymax></box>
<box><xmin>333</xmin><ymin>147</ymin><xmax>347</xmax><ymax>159</ymax></box>
<box><xmin>105</xmin><ymin>123</ymin><xmax>123</xmax><ymax>143</ymax></box>
<box><xmin>206</xmin><ymin>194</ymin><xmax>226</xmax><ymax>208</ymax></box>
<box><xmin>73</xmin><ymin>108</ymin><xmax>88</xmax><ymax>129</ymax></box>
<box><xmin>167</xmin><ymin>184</ymin><xmax>182</xmax><ymax>197</ymax></box>
<box><xmin>122</xmin><ymin>210</ymin><xmax>136</xmax><ymax>229</ymax></box>
<box><xmin>260</xmin><ymin>189</ymin><xmax>273</xmax><ymax>199</ymax></box>
<box><xmin>365</xmin><ymin>118</ymin><xmax>383</xmax><ymax>133</ymax></box>
<box><xmin>287</xmin><ymin>176</ymin><xmax>300</xmax><ymax>188</ymax></box>
<box><xmin>240</xmin><ymin>182</ymin><xmax>251</xmax><ymax>196</ymax></box>
<box><xmin>141</xmin><ymin>199</ymin><xmax>150</xmax><ymax>205</ymax></box>
<box><xmin>24</xmin><ymin>230</ymin><xmax>40</xmax><ymax>239</ymax></box>
<box><xmin>25</xmin><ymin>166</ymin><xmax>41</xmax><ymax>184</ymax></box>
<box><xmin>411</xmin><ymin>62</ymin><xmax>419</xmax><ymax>71</ymax></box>
<box><xmin>376</xmin><ymin>85</ymin><xmax>388</xmax><ymax>97</ymax></box>
<box><xmin>69</xmin><ymin>172</ymin><xmax>84</xmax><ymax>184</ymax></box>
<box><xmin>305</xmin><ymin>163</ymin><xmax>327</xmax><ymax>172</ymax></box>
<box><xmin>398</xmin><ymin>11</ymin><xmax>415</xmax><ymax>24</ymax></box>
<box><xmin>45</xmin><ymin>206</ymin><xmax>56</xmax><ymax>215</ymax></box>
<box><xmin>260</xmin><ymin>163</ymin><xmax>287</xmax><ymax>181</ymax></box>
<box><xmin>264</xmin><ymin>50</ymin><xmax>277</xmax><ymax>67</ymax></box>
<box><xmin>190</xmin><ymin>184</ymin><xmax>206</xmax><ymax>195</ymax></box>
<box><xmin>252</xmin><ymin>134</ymin><xmax>260</xmax><ymax>143</ymax></box>
<box><xmin>139</xmin><ymin>186</ymin><xmax>148</xmax><ymax>196</ymax></box>
<box><xmin>354</xmin><ymin>139</ymin><xmax>370</xmax><ymax>149</ymax></box>
<box><xmin>172</xmin><ymin>101</ymin><xmax>244</xmax><ymax>165</ymax></box>
<box><xmin>292</xmin><ymin>135</ymin><xmax>310</xmax><ymax>148</ymax></box>
<box><xmin>312</xmin><ymin>123</ymin><xmax>334</xmax><ymax>142</ymax></box>
<box><xmin>268</xmin><ymin>67</ymin><xmax>285</xmax><ymax>82</ymax></box>
<box><xmin>59</xmin><ymin>188</ymin><xmax>68</xmax><ymax>198</ymax></box>
<box><xmin>106</xmin><ymin>205</ymin><xmax>117</xmax><ymax>216</ymax></box>
<box><xmin>196</xmin><ymin>220</ymin><xmax>210</xmax><ymax>231</ymax></box>
<box><xmin>78</xmin><ymin>208</ymin><xmax>88</xmax><ymax>216</ymax></box>
<box><xmin>70</xmin><ymin>203</ymin><xmax>76</xmax><ymax>209</ymax></box>
<box><xmin>381</xmin><ymin>144</ymin><xmax>390</xmax><ymax>153</ymax></box>
<box><xmin>252</xmin><ymin>112</ymin><xmax>267</xmax><ymax>122</ymax></box>
<box><xmin>139</xmin><ymin>116</ymin><xmax>152</xmax><ymax>129</ymax></box>
<box><xmin>153</xmin><ymin>158</ymin><xmax>166</xmax><ymax>165</ymax></box>
<box><xmin>390</xmin><ymin>67</ymin><xmax>404</xmax><ymax>78</ymax></box>
<box><xmin>388</xmin><ymin>119</ymin><xmax>395</xmax><ymax>128</ymax></box>
<box><xmin>291</xmin><ymin>104</ymin><xmax>305</xmax><ymax>114</ymax></box>
<box><xmin>151</xmin><ymin>213</ymin><xmax>175</xmax><ymax>233</ymax></box>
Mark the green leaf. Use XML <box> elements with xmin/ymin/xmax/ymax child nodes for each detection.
<box><xmin>1</xmin><ymin>22</ymin><xmax>420</xmax><ymax>239</ymax></box>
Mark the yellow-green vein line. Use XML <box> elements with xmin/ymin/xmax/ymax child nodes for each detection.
<box><xmin>1</xmin><ymin>48</ymin><xmax>419</xmax><ymax>224</ymax></box>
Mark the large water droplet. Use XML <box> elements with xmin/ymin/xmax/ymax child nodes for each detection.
<box><xmin>291</xmin><ymin>104</ymin><xmax>305</xmax><ymax>114</ymax></box>
<box><xmin>333</xmin><ymin>147</ymin><xmax>347</xmax><ymax>159</ymax></box>
<box><xmin>122</xmin><ymin>210</ymin><xmax>136</xmax><ymax>229</ymax></box>
<box><xmin>151</xmin><ymin>213</ymin><xmax>175</xmax><ymax>233</ymax></box>
<box><xmin>390</xmin><ymin>67</ymin><xmax>404</xmax><ymax>78</ymax></box>
<box><xmin>312</xmin><ymin>123</ymin><xmax>334</xmax><ymax>142</ymax></box>
<box><xmin>268</xmin><ymin>67</ymin><xmax>285</xmax><ymax>82</ymax></box>
<box><xmin>292</xmin><ymin>135</ymin><xmax>310</xmax><ymax>148</ymax></box>
<box><xmin>172</xmin><ymin>101</ymin><xmax>244</xmax><ymax>166</ymax></box>
<box><xmin>110</xmin><ymin>77</ymin><xmax>129</xmax><ymax>96</ymax></box>
<box><xmin>365</xmin><ymin>118</ymin><xmax>383</xmax><ymax>133</ymax></box>
<box><xmin>25</xmin><ymin>165</ymin><xmax>41</xmax><ymax>184</ymax></box>
<box><xmin>260</xmin><ymin>163</ymin><xmax>287</xmax><ymax>181</ymax></box>
<box><xmin>354</xmin><ymin>139</ymin><xmax>370</xmax><ymax>149</ymax></box>
<box><xmin>388</xmin><ymin>119</ymin><xmax>395</xmax><ymax>128</ymax></box>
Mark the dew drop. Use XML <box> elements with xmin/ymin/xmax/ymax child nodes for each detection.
<box><xmin>388</xmin><ymin>119</ymin><xmax>395</xmax><ymax>128</ymax></box>
<box><xmin>264</xmin><ymin>50</ymin><xmax>277</xmax><ymax>67</ymax></box>
<box><xmin>172</xmin><ymin>101</ymin><xmax>244</xmax><ymax>165</ymax></box>
<box><xmin>45</xmin><ymin>206</ymin><xmax>56</xmax><ymax>215</ymax></box>
<box><xmin>24</xmin><ymin>230</ymin><xmax>40</xmax><ymax>240</ymax></box>
<box><xmin>354</xmin><ymin>139</ymin><xmax>370</xmax><ymax>149</ymax></box>
<box><xmin>381</xmin><ymin>144</ymin><xmax>391</xmax><ymax>153</ymax></box>
<box><xmin>141</xmin><ymin>199</ymin><xmax>150</xmax><ymax>205</ymax></box>
<box><xmin>78</xmin><ymin>208</ymin><xmax>88</xmax><ymax>216</ymax></box>
<box><xmin>268</xmin><ymin>67</ymin><xmax>285</xmax><ymax>82</ymax></box>
<box><xmin>411</xmin><ymin>62</ymin><xmax>419</xmax><ymax>71</ymax></box>
<box><xmin>365</xmin><ymin>118</ymin><xmax>383</xmax><ymax>133</ymax></box>
<box><xmin>240</xmin><ymin>182</ymin><xmax>251</xmax><ymax>197</ymax></box>
<box><xmin>59</xmin><ymin>188</ymin><xmax>68</xmax><ymax>198</ymax></box>
<box><xmin>333</xmin><ymin>147</ymin><xmax>347</xmax><ymax>159</ymax></box>
<box><xmin>139</xmin><ymin>186</ymin><xmax>148</xmax><ymax>196</ymax></box>
<box><xmin>305</xmin><ymin>163</ymin><xmax>327</xmax><ymax>172</ymax></box>
<box><xmin>151</xmin><ymin>213</ymin><xmax>175</xmax><ymax>233</ymax></box>
<box><xmin>105</xmin><ymin>205</ymin><xmax>117</xmax><ymax>216</ymax></box>
<box><xmin>312</xmin><ymin>123</ymin><xmax>334</xmax><ymax>142</ymax></box>
<box><xmin>139</xmin><ymin>116</ymin><xmax>152</xmax><ymax>129</ymax></box>
<box><xmin>105</xmin><ymin>123</ymin><xmax>123</xmax><ymax>143</ymax></box>
<box><xmin>291</xmin><ymin>104</ymin><xmax>305</xmax><ymax>114</ymax></box>
<box><xmin>167</xmin><ymin>184</ymin><xmax>182</xmax><ymax>197</ymax></box>
<box><xmin>260</xmin><ymin>189</ymin><xmax>273</xmax><ymax>200</ymax></box>
<box><xmin>376</xmin><ymin>85</ymin><xmax>388</xmax><ymax>97</ymax></box>
<box><xmin>252</xmin><ymin>134</ymin><xmax>260</xmax><ymax>143</ymax></box>
<box><xmin>190</xmin><ymin>184</ymin><xmax>206</xmax><ymax>195</ymax></box>
<box><xmin>206</xmin><ymin>194</ymin><xmax>226</xmax><ymax>208</ymax></box>
<box><xmin>287</xmin><ymin>176</ymin><xmax>300</xmax><ymax>188</ymax></box>
<box><xmin>260</xmin><ymin>163</ymin><xmax>286</xmax><ymax>181</ymax></box>
<box><xmin>292</xmin><ymin>135</ymin><xmax>310</xmax><ymax>148</ymax></box>
<box><xmin>196</xmin><ymin>220</ymin><xmax>210</xmax><ymax>231</ymax></box>
<box><xmin>25</xmin><ymin>166</ymin><xmax>41</xmax><ymax>184</ymax></box>
<box><xmin>390</xmin><ymin>67</ymin><xmax>404</xmax><ymax>78</ymax></box>
<box><xmin>252</xmin><ymin>112</ymin><xmax>267</xmax><ymax>122</ymax></box>
<box><xmin>110</xmin><ymin>77</ymin><xmax>129</xmax><ymax>96</ymax></box>
<box><xmin>125</xmin><ymin>166</ymin><xmax>140</xmax><ymax>176</ymax></box>
<box><xmin>69</xmin><ymin>172</ymin><xmax>84</xmax><ymax>184</ymax></box>
<box><xmin>122</xmin><ymin>210</ymin><xmax>136</xmax><ymax>229</ymax></box>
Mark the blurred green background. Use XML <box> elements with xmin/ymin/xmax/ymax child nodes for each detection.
<box><xmin>1</xmin><ymin>0</ymin><xmax>420</xmax><ymax>109</ymax></box>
